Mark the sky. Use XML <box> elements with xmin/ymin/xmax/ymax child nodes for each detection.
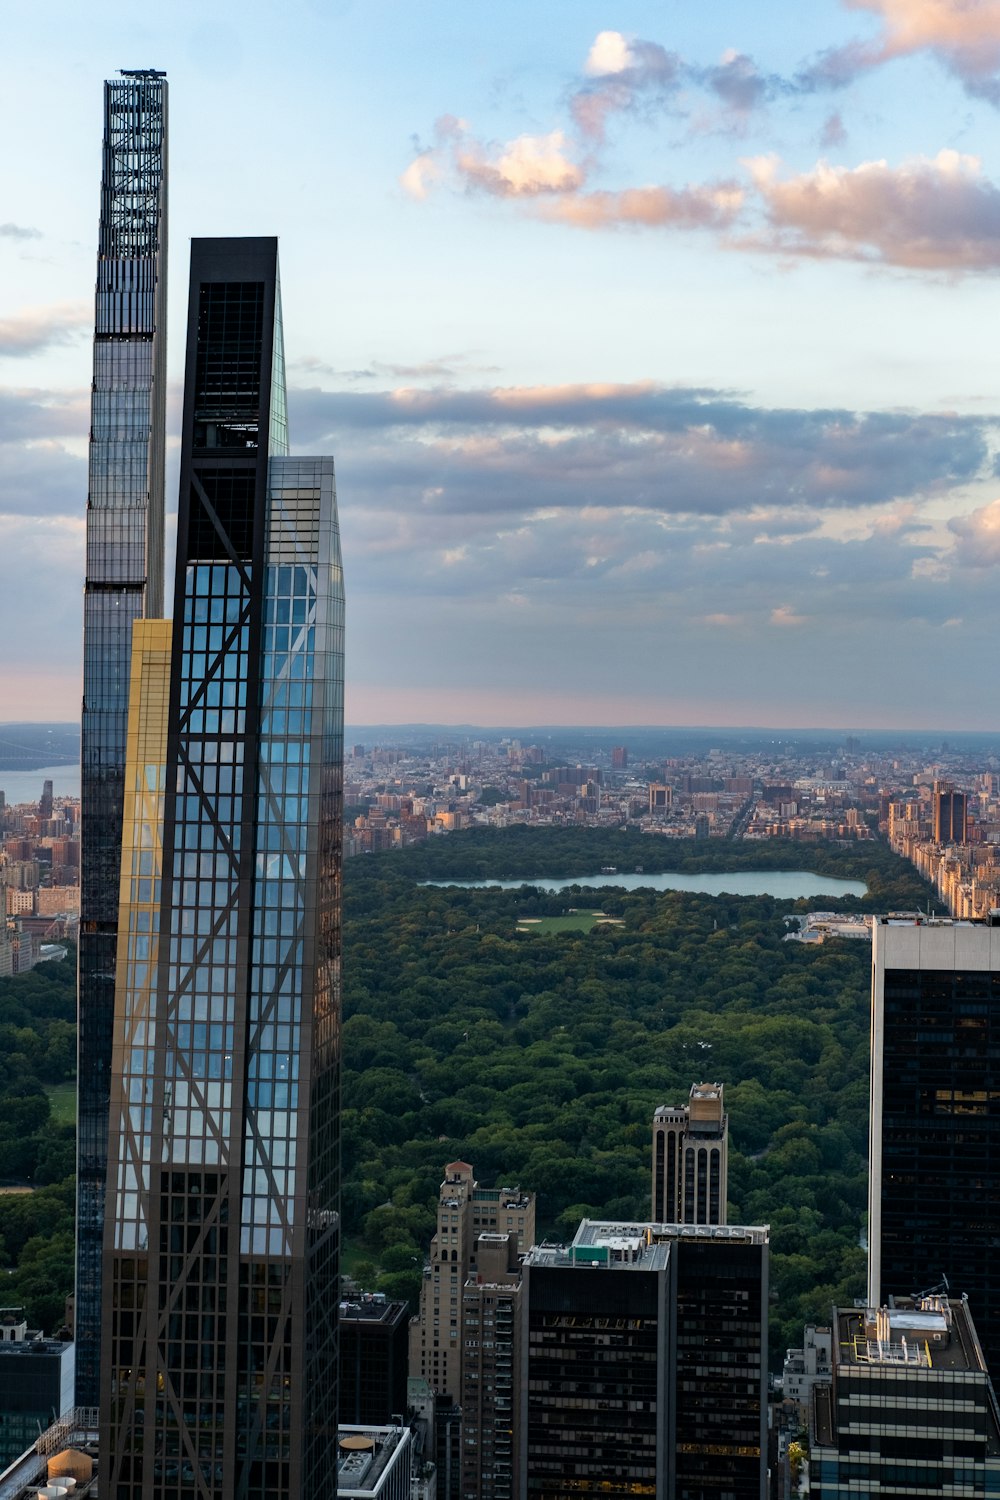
<box><xmin>3</xmin><ymin>0</ymin><xmax>1000</xmax><ymax>730</ymax></box>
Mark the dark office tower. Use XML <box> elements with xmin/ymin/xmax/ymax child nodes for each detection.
<box><xmin>39</xmin><ymin>780</ymin><xmax>53</xmax><ymax>820</ymax></box>
<box><xmin>652</xmin><ymin>1082</ymin><xmax>728</xmax><ymax>1224</ymax></box>
<box><xmin>339</xmin><ymin>1297</ymin><xmax>409</xmax><ymax>1425</ymax></box>
<box><xmin>100</xmin><ymin>238</ymin><xmax>344</xmax><ymax>1500</ymax></box>
<box><xmin>933</xmin><ymin>780</ymin><xmax>968</xmax><ymax>844</ymax></box>
<box><xmin>77</xmin><ymin>68</ymin><xmax>168</xmax><ymax>1409</ymax></box>
<box><xmin>520</xmin><ymin>1221</ymin><xmax>767</xmax><ymax>1500</ymax></box>
<box><xmin>869</xmin><ymin>917</ymin><xmax>1000</xmax><ymax>1373</ymax></box>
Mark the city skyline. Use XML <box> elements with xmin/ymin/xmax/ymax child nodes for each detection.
<box><xmin>4</xmin><ymin>2</ymin><xmax>1000</xmax><ymax>728</ymax></box>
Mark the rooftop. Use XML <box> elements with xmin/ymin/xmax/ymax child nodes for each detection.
<box><xmin>523</xmin><ymin>1218</ymin><xmax>769</xmax><ymax>1271</ymax></box>
<box><xmin>835</xmin><ymin>1298</ymin><xmax>990</xmax><ymax>1376</ymax></box>
<box><xmin>339</xmin><ymin>1296</ymin><xmax>407</xmax><ymax>1326</ymax></box>
<box><xmin>337</xmin><ymin>1425</ymin><xmax>411</xmax><ymax>1498</ymax></box>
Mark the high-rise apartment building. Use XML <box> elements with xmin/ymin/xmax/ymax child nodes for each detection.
<box><xmin>520</xmin><ymin>1220</ymin><xmax>768</xmax><ymax>1500</ymax></box>
<box><xmin>869</xmin><ymin>916</ymin><xmax>1000</xmax><ymax>1373</ymax></box>
<box><xmin>810</xmin><ymin>1297</ymin><xmax>1000</xmax><ymax>1496</ymax></box>
<box><xmin>652</xmin><ymin>1081</ymin><xmax>728</xmax><ymax>1224</ymax></box>
<box><xmin>100</xmin><ymin>237</ymin><xmax>344</xmax><ymax>1500</ymax></box>
<box><xmin>460</xmin><ymin>1233</ymin><xmax>522</xmax><ymax>1500</ymax></box>
<box><xmin>409</xmin><ymin>1163</ymin><xmax>534</xmax><ymax>1500</ymax></box>
<box><xmin>934</xmin><ymin>781</ymin><xmax>968</xmax><ymax>844</ymax></box>
<box><xmin>77</xmin><ymin>68</ymin><xmax>168</xmax><ymax>1408</ymax></box>
<box><xmin>410</xmin><ymin>1162</ymin><xmax>534</xmax><ymax>1403</ymax></box>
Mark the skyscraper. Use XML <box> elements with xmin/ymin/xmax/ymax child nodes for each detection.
<box><xmin>652</xmin><ymin>1081</ymin><xmax>728</xmax><ymax>1224</ymax></box>
<box><xmin>77</xmin><ymin>68</ymin><xmax>168</xmax><ymax>1408</ymax></box>
<box><xmin>409</xmin><ymin>1161</ymin><xmax>535</xmax><ymax>1500</ymax></box>
<box><xmin>869</xmin><ymin>916</ymin><xmax>1000</xmax><ymax>1372</ymax></box>
<box><xmin>933</xmin><ymin>781</ymin><xmax>968</xmax><ymax>844</ymax></box>
<box><xmin>520</xmin><ymin>1220</ymin><xmax>768</xmax><ymax>1499</ymax></box>
<box><xmin>101</xmin><ymin>237</ymin><xmax>344</xmax><ymax>1500</ymax></box>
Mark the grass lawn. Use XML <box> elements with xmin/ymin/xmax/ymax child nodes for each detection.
<box><xmin>46</xmin><ymin>1082</ymin><xmax>76</xmax><ymax>1127</ymax></box>
<box><xmin>517</xmin><ymin>911</ymin><xmax>623</xmax><ymax>935</ymax></box>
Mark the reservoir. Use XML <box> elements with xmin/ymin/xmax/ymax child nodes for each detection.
<box><xmin>422</xmin><ymin>871</ymin><xmax>867</xmax><ymax>899</ymax></box>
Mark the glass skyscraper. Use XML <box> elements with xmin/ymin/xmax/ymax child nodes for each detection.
<box><xmin>78</xmin><ymin>68</ymin><xmax>168</xmax><ymax>1408</ymax></box>
<box><xmin>870</xmin><ymin>916</ymin><xmax>1000</xmax><ymax>1374</ymax></box>
<box><xmin>101</xmin><ymin>237</ymin><xmax>344</xmax><ymax>1500</ymax></box>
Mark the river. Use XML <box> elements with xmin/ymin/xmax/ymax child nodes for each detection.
<box><xmin>0</xmin><ymin>764</ymin><xmax>81</xmax><ymax>804</ymax></box>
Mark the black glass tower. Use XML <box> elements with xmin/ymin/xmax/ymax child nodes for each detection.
<box><xmin>100</xmin><ymin>237</ymin><xmax>344</xmax><ymax>1500</ymax></box>
<box><xmin>78</xmin><ymin>68</ymin><xmax>168</xmax><ymax>1408</ymax></box>
<box><xmin>870</xmin><ymin>917</ymin><xmax>1000</xmax><ymax>1373</ymax></box>
<box><xmin>521</xmin><ymin>1221</ymin><xmax>768</xmax><ymax>1500</ymax></box>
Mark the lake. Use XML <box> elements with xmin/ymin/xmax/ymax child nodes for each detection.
<box><xmin>423</xmin><ymin>870</ymin><xmax>867</xmax><ymax>898</ymax></box>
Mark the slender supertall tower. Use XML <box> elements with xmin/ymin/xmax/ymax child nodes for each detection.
<box><xmin>77</xmin><ymin>69</ymin><xmax>168</xmax><ymax>1408</ymax></box>
<box><xmin>101</xmin><ymin>238</ymin><xmax>344</xmax><ymax>1500</ymax></box>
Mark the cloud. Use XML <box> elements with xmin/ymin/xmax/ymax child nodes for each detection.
<box><xmin>770</xmin><ymin>604</ymin><xmax>806</xmax><ymax>626</ymax></box>
<box><xmin>400</xmin><ymin>153</ymin><xmax>444</xmax><ymax>201</ymax></box>
<box><xmin>573</xmin><ymin>31</ymin><xmax>682</xmax><ymax>140</ymax></box>
<box><xmin>820</xmin><ymin>111</ymin><xmax>848</xmax><ymax>148</ymax></box>
<box><xmin>291</xmin><ymin>353</ymin><xmax>500</xmax><ymax>382</ymax></box>
<box><xmin>0</xmin><ymin>224</ymin><xmax>41</xmax><ymax>242</ymax></box>
<box><xmin>696</xmin><ymin>51</ymin><xmax>785</xmax><ymax>114</ymax></box>
<box><xmin>544</xmin><ymin>181</ymin><xmax>744</xmax><ymax>231</ymax></box>
<box><xmin>456</xmin><ymin>130</ymin><xmax>584</xmax><ymax>197</ymax></box>
<box><xmin>949</xmin><ymin>497</ymin><xmax>1000</xmax><ymax>565</ymax></box>
<box><xmin>801</xmin><ymin>0</ymin><xmax>1000</xmax><ymax>101</ymax></box>
<box><xmin>402</xmin><ymin>120</ymin><xmax>584</xmax><ymax>201</ymax></box>
<box><xmin>403</xmin><ymin>49</ymin><xmax>1000</xmax><ymax>273</ymax></box>
<box><xmin>0</xmin><ymin>386</ymin><xmax>88</xmax><ymax>443</ymax></box>
<box><xmin>584</xmin><ymin>31</ymin><xmax>636</xmax><ymax>77</ymax></box>
<box><xmin>0</xmin><ymin>303</ymin><xmax>91</xmax><ymax>358</ymax></box>
<box><xmin>743</xmin><ymin>149</ymin><xmax>1000</xmax><ymax>268</ymax></box>
<box><xmin>293</xmin><ymin>380</ymin><xmax>992</xmax><ymax>523</ymax></box>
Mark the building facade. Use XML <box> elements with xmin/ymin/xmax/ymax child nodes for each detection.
<box><xmin>0</xmin><ymin>1312</ymin><xmax>74</xmax><ymax>1471</ymax></box>
<box><xmin>810</xmin><ymin>1297</ymin><xmax>1000</xmax><ymax>1496</ymax></box>
<box><xmin>869</xmin><ymin>917</ymin><xmax>1000</xmax><ymax>1372</ymax></box>
<box><xmin>520</xmin><ymin>1220</ymin><xmax>768</xmax><ymax>1500</ymax></box>
<box><xmin>339</xmin><ymin>1297</ymin><xmax>410</xmax><ymax>1426</ymax></box>
<box><xmin>410</xmin><ymin>1162</ymin><xmax>534</xmax><ymax>1404</ymax></box>
<box><xmin>934</xmin><ymin>781</ymin><xmax>968</xmax><ymax>845</ymax></box>
<box><xmin>409</xmin><ymin>1163</ymin><xmax>534</xmax><ymax>1500</ymax></box>
<box><xmin>460</xmin><ymin>1234</ymin><xmax>522</xmax><ymax>1500</ymax></box>
<box><xmin>652</xmin><ymin>1082</ymin><xmax>728</xmax><ymax>1224</ymax></box>
<box><xmin>100</xmin><ymin>238</ymin><xmax>344</xmax><ymax>1500</ymax></box>
<box><xmin>77</xmin><ymin>68</ymin><xmax>168</xmax><ymax>1408</ymax></box>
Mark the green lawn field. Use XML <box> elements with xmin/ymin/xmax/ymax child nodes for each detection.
<box><xmin>517</xmin><ymin>911</ymin><xmax>623</xmax><ymax>934</ymax></box>
<box><xmin>46</xmin><ymin>1082</ymin><xmax>76</xmax><ymax>1127</ymax></box>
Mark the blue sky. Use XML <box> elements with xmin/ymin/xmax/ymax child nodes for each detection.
<box><xmin>4</xmin><ymin>0</ymin><xmax>1000</xmax><ymax>728</ymax></box>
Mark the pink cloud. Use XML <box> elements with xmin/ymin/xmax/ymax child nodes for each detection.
<box><xmin>805</xmin><ymin>0</ymin><xmax>1000</xmax><ymax>99</ymax></box>
<box><xmin>544</xmin><ymin>182</ymin><xmax>744</xmax><ymax>231</ymax></box>
<box><xmin>743</xmin><ymin>149</ymin><xmax>1000</xmax><ymax>268</ymax></box>
<box><xmin>850</xmin><ymin>0</ymin><xmax>1000</xmax><ymax>67</ymax></box>
<box><xmin>402</xmin><ymin>121</ymin><xmax>583</xmax><ymax>201</ymax></box>
<box><xmin>455</xmin><ymin>131</ymin><xmax>584</xmax><ymax>197</ymax></box>
<box><xmin>0</xmin><ymin>303</ymin><xmax>90</xmax><ymax>358</ymax></box>
<box><xmin>949</xmin><ymin>497</ymin><xmax>1000</xmax><ymax>564</ymax></box>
